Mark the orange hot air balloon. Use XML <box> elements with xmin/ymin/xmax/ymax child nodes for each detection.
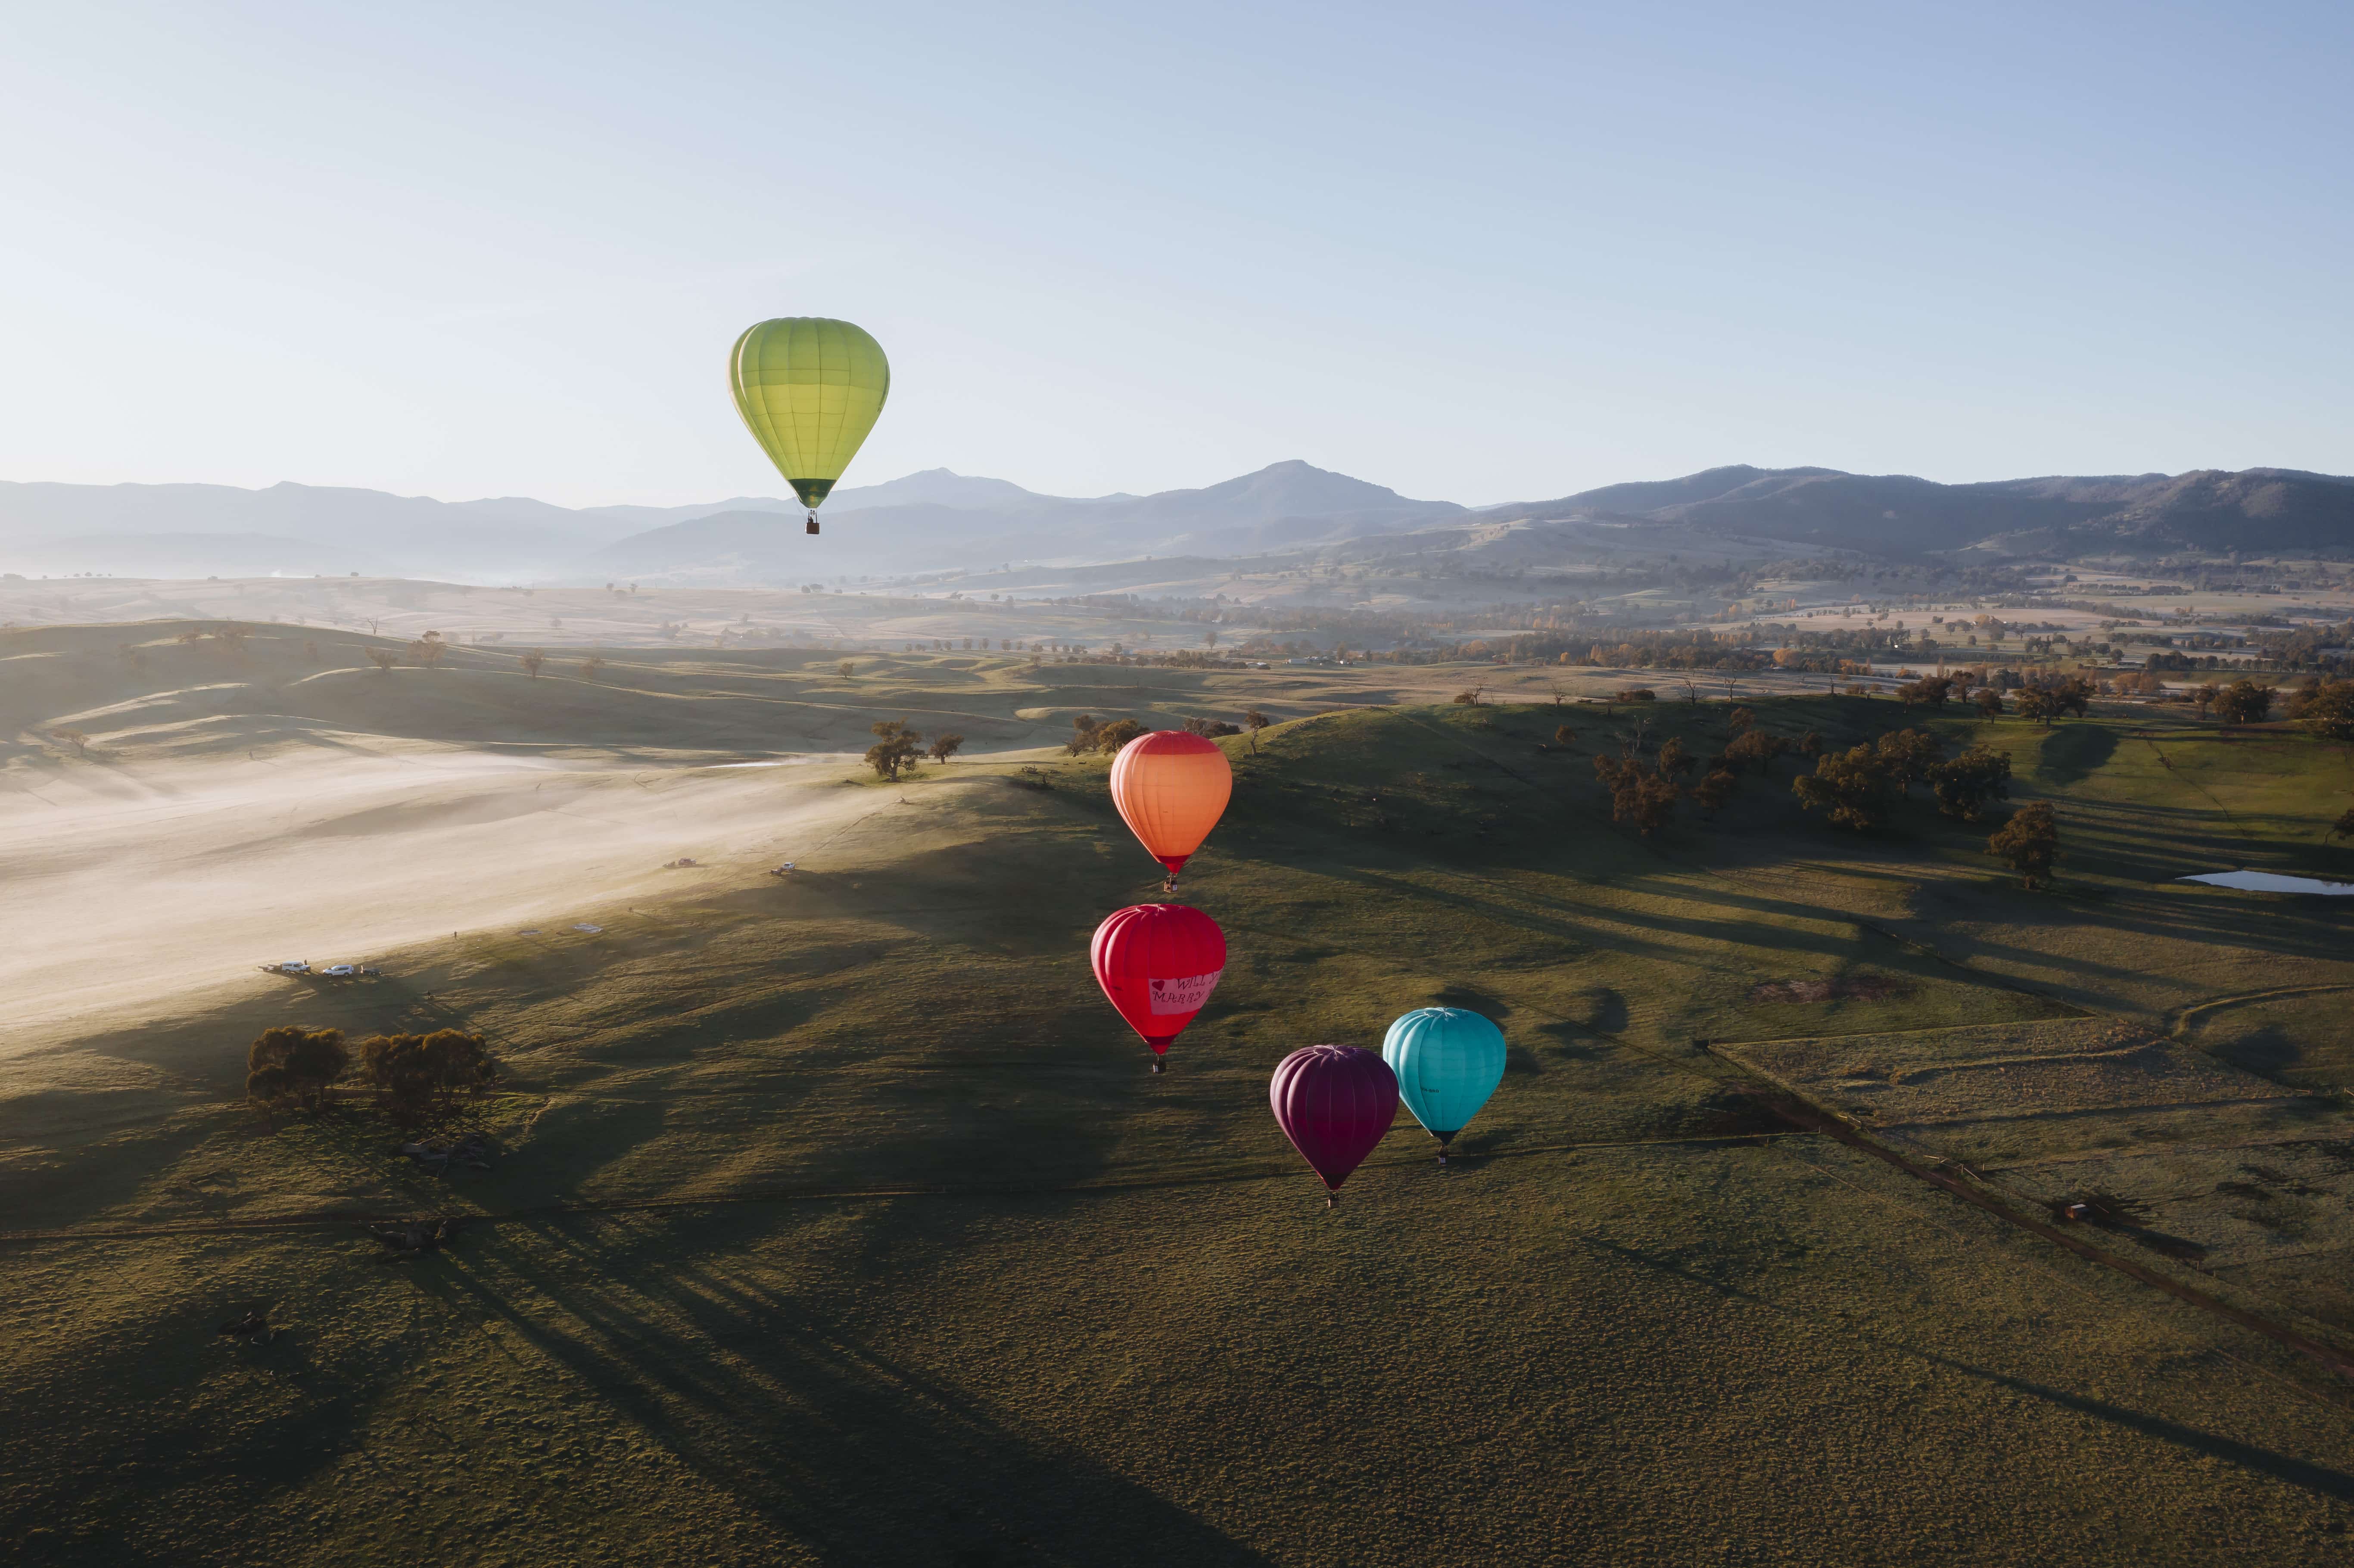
<box><xmin>1108</xmin><ymin>730</ymin><xmax>1232</xmax><ymax>888</ymax></box>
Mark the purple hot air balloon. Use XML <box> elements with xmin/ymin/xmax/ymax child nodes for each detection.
<box><xmin>1269</xmin><ymin>1044</ymin><xmax>1398</xmax><ymax>1207</ymax></box>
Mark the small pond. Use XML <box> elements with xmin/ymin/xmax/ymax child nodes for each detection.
<box><xmin>2180</xmin><ymin>871</ymin><xmax>2354</xmax><ymax>896</ymax></box>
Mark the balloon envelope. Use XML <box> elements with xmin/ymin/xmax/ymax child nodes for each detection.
<box><xmin>1381</xmin><ymin>1007</ymin><xmax>1507</xmax><ymax>1144</ymax></box>
<box><xmin>1269</xmin><ymin>1045</ymin><xmax>1398</xmax><ymax>1195</ymax></box>
<box><xmin>1108</xmin><ymin>731</ymin><xmax>1232</xmax><ymax>878</ymax></box>
<box><xmin>728</xmin><ymin>317</ymin><xmax>890</xmax><ymax>512</ymax></box>
<box><xmin>1090</xmin><ymin>904</ymin><xmax>1227</xmax><ymax>1057</ymax></box>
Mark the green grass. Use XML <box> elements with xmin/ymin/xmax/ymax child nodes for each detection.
<box><xmin>9</xmin><ymin>682</ymin><xmax>2354</xmax><ymax>1565</ymax></box>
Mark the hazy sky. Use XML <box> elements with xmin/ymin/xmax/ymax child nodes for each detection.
<box><xmin>5</xmin><ymin>2</ymin><xmax>2350</xmax><ymax>507</ymax></box>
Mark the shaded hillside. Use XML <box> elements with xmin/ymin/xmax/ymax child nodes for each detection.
<box><xmin>1492</xmin><ymin>466</ymin><xmax>2354</xmax><ymax>557</ymax></box>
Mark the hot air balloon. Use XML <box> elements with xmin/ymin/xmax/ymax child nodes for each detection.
<box><xmin>1090</xmin><ymin>904</ymin><xmax>1226</xmax><ymax>1073</ymax></box>
<box><xmin>1269</xmin><ymin>1045</ymin><xmax>1398</xmax><ymax>1207</ymax></box>
<box><xmin>1108</xmin><ymin>730</ymin><xmax>1232</xmax><ymax>890</ymax></box>
<box><xmin>1381</xmin><ymin>1007</ymin><xmax>1507</xmax><ymax>1165</ymax></box>
<box><xmin>728</xmin><ymin>317</ymin><xmax>890</xmax><ymax>535</ymax></box>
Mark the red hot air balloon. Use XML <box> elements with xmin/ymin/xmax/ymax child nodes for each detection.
<box><xmin>1269</xmin><ymin>1045</ymin><xmax>1398</xmax><ymax>1207</ymax></box>
<box><xmin>1090</xmin><ymin>905</ymin><xmax>1226</xmax><ymax>1073</ymax></box>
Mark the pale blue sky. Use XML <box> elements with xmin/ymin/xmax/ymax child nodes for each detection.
<box><xmin>3</xmin><ymin>1</ymin><xmax>2348</xmax><ymax>507</ymax></box>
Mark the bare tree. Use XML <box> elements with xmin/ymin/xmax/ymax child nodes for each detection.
<box><xmin>48</xmin><ymin>728</ymin><xmax>90</xmax><ymax>756</ymax></box>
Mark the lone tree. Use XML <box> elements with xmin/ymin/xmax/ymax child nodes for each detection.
<box><xmin>1926</xmin><ymin>744</ymin><xmax>2013</xmax><ymax>821</ymax></box>
<box><xmin>1973</xmin><ymin>686</ymin><xmax>2005</xmax><ymax>718</ymax></box>
<box><xmin>1726</xmin><ymin>706</ymin><xmax>1756</xmax><ymax>736</ymax></box>
<box><xmin>1793</xmin><ymin>743</ymin><xmax>1891</xmax><ymax>832</ymax></box>
<box><xmin>1553</xmin><ymin>723</ymin><xmax>1577</xmax><ymax>750</ymax></box>
<box><xmin>409</xmin><ymin>632</ymin><xmax>446</xmax><ymax>668</ymax></box>
<box><xmin>1066</xmin><ymin>714</ymin><xmax>1100</xmax><ymax>756</ymax></box>
<box><xmin>1657</xmin><ymin>736</ymin><xmax>1697</xmax><ymax>776</ymax></box>
<box><xmin>48</xmin><ymin>728</ymin><xmax>90</xmax><ymax>756</ymax></box>
<box><xmin>521</xmin><ymin>650</ymin><xmax>546</xmax><ymax>678</ymax></box>
<box><xmin>1692</xmin><ymin>767</ymin><xmax>1739</xmax><ymax>813</ymax></box>
<box><xmin>367</xmin><ymin>647</ymin><xmax>399</xmax><ymax>673</ymax></box>
<box><xmin>2015</xmin><ymin>686</ymin><xmax>2057</xmax><ymax>727</ymax></box>
<box><xmin>866</xmin><ymin>718</ymin><xmax>925</xmax><ymax>781</ymax></box>
<box><xmin>2046</xmin><ymin>675</ymin><xmax>2094</xmax><ymax>719</ymax></box>
<box><xmin>2214</xmin><ymin>678</ymin><xmax>2275</xmax><ymax>726</ymax></box>
<box><xmin>579</xmin><ymin>653</ymin><xmax>606</xmax><ymax>678</ymax></box>
<box><xmin>926</xmin><ymin>732</ymin><xmax>965</xmax><ymax>764</ymax></box>
<box><xmin>248</xmin><ymin>1026</ymin><xmax>349</xmax><ymax>1115</ymax></box>
<box><xmin>2193</xmin><ymin>683</ymin><xmax>2220</xmax><ymax>719</ymax></box>
<box><xmin>1987</xmin><ymin>801</ymin><xmax>2060</xmax><ymax>888</ymax></box>
<box><xmin>1245</xmin><ymin>709</ymin><xmax>1271</xmax><ymax>755</ymax></box>
<box><xmin>358</xmin><ymin>1029</ymin><xmax>495</xmax><ymax>1122</ymax></box>
<box><xmin>1723</xmin><ymin>727</ymin><xmax>1788</xmax><ymax>775</ymax></box>
<box><xmin>839</xmin><ymin>661</ymin><xmax>856</xmax><ymax>678</ymax></box>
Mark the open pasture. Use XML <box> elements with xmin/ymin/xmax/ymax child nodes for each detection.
<box><xmin>5</xmin><ymin>626</ymin><xmax>2354</xmax><ymax>1564</ymax></box>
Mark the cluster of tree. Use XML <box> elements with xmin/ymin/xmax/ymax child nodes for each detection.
<box><xmin>1566</xmin><ymin>634</ymin><xmax>1775</xmax><ymax>671</ymax></box>
<box><xmin>358</xmin><ymin>1030</ymin><xmax>498</xmax><ymax>1121</ymax></box>
<box><xmin>2287</xmin><ymin>679</ymin><xmax>2354</xmax><ymax>740</ymax></box>
<box><xmin>865</xmin><ymin>719</ymin><xmax>964</xmax><ymax>780</ymax></box>
<box><xmin>1592</xmin><ymin>712</ymin><xmax>1822</xmax><ymax>834</ymax></box>
<box><xmin>1592</xmin><ymin>747</ymin><xmax>1683</xmax><ymax>837</ymax></box>
<box><xmin>1790</xmin><ymin>727</ymin><xmax>2014</xmax><ymax>831</ymax></box>
<box><xmin>1064</xmin><ymin>714</ymin><xmax>1147</xmax><ymax>757</ymax></box>
<box><xmin>2257</xmin><ymin>621</ymin><xmax>2353</xmax><ymax>672</ymax></box>
<box><xmin>246</xmin><ymin>1026</ymin><xmax>349</xmax><ymax>1114</ymax></box>
<box><xmin>246</xmin><ymin>1026</ymin><xmax>497</xmax><ymax>1123</ymax></box>
<box><xmin>2012</xmin><ymin>676</ymin><xmax>2094</xmax><ymax>726</ymax></box>
<box><xmin>1182</xmin><ymin>716</ymin><xmax>1241</xmax><ymax>738</ymax></box>
<box><xmin>2184</xmin><ymin>677</ymin><xmax>2277</xmax><ymax>724</ymax></box>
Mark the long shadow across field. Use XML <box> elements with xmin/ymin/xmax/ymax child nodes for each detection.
<box><xmin>427</xmin><ymin>1210</ymin><xmax>1273</xmax><ymax>1567</ymax></box>
<box><xmin>1586</xmin><ymin>1237</ymin><xmax>2354</xmax><ymax>1503</ymax></box>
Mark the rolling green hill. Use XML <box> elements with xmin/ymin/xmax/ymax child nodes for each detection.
<box><xmin>6</xmin><ymin>644</ymin><xmax>2354</xmax><ymax>1565</ymax></box>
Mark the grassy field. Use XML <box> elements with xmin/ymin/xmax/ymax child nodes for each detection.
<box><xmin>6</xmin><ymin>627</ymin><xmax>2354</xmax><ymax>1565</ymax></box>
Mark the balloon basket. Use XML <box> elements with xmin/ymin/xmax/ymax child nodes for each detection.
<box><xmin>1324</xmin><ymin>1192</ymin><xmax>1337</xmax><ymax>1210</ymax></box>
<box><xmin>805</xmin><ymin>513</ymin><xmax>819</xmax><ymax>535</ymax></box>
<box><xmin>1150</xmin><ymin>1059</ymin><xmax>1164</xmax><ymax>1075</ymax></box>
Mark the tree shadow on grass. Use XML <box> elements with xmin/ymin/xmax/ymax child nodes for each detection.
<box><xmin>1584</xmin><ymin>1236</ymin><xmax>2354</xmax><ymax>1503</ymax></box>
<box><xmin>427</xmin><ymin>1210</ymin><xmax>1273</xmax><ymax>1567</ymax></box>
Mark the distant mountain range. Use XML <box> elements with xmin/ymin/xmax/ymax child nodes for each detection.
<box><xmin>587</xmin><ymin>462</ymin><xmax>1463</xmax><ymax>583</ymax></box>
<box><xmin>1499</xmin><ymin>465</ymin><xmax>2354</xmax><ymax>558</ymax></box>
<box><xmin>3</xmin><ymin>461</ymin><xmax>2349</xmax><ymax>584</ymax></box>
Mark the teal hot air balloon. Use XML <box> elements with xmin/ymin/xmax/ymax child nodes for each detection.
<box><xmin>1381</xmin><ymin>1008</ymin><xmax>1507</xmax><ymax>1165</ymax></box>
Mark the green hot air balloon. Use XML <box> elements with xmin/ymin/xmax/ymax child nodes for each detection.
<box><xmin>1381</xmin><ymin>1007</ymin><xmax>1506</xmax><ymax>1165</ymax></box>
<box><xmin>728</xmin><ymin>317</ymin><xmax>890</xmax><ymax>535</ymax></box>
